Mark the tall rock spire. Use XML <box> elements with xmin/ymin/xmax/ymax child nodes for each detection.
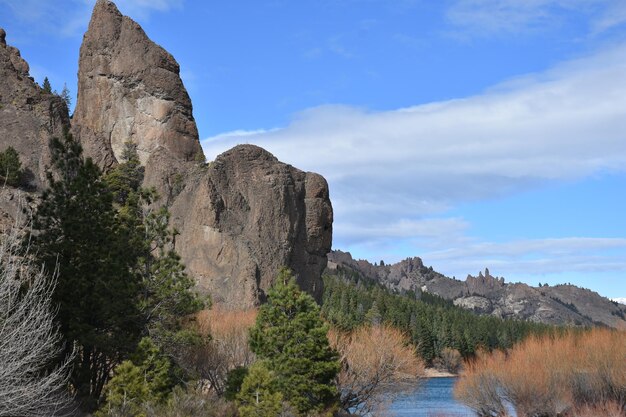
<box><xmin>72</xmin><ymin>1</ymin><xmax>333</xmax><ymax>308</ymax></box>
<box><xmin>72</xmin><ymin>0</ymin><xmax>203</xmax><ymax>194</ymax></box>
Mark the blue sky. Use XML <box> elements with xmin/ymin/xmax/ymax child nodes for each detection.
<box><xmin>1</xmin><ymin>0</ymin><xmax>626</xmax><ymax>300</ymax></box>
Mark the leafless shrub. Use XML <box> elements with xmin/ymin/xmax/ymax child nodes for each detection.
<box><xmin>0</xmin><ymin>213</ymin><xmax>75</xmax><ymax>416</ymax></box>
<box><xmin>329</xmin><ymin>324</ymin><xmax>425</xmax><ymax>416</ymax></box>
<box><xmin>455</xmin><ymin>329</ymin><xmax>626</xmax><ymax>417</ymax></box>
<box><xmin>454</xmin><ymin>350</ymin><xmax>507</xmax><ymax>417</ymax></box>
<box><xmin>178</xmin><ymin>307</ymin><xmax>257</xmax><ymax>394</ymax></box>
<box><xmin>435</xmin><ymin>347</ymin><xmax>462</xmax><ymax>374</ymax></box>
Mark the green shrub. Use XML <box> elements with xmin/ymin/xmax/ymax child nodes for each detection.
<box><xmin>96</xmin><ymin>338</ymin><xmax>174</xmax><ymax>417</ymax></box>
<box><xmin>0</xmin><ymin>146</ymin><xmax>22</xmax><ymax>186</ymax></box>
<box><xmin>237</xmin><ymin>362</ymin><xmax>283</xmax><ymax>417</ymax></box>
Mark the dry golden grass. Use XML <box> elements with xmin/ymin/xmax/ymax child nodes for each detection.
<box><xmin>455</xmin><ymin>328</ymin><xmax>626</xmax><ymax>417</ymax></box>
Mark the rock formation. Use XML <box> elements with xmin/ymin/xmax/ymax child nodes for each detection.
<box><xmin>326</xmin><ymin>251</ymin><xmax>626</xmax><ymax>328</ymax></box>
<box><xmin>71</xmin><ymin>1</ymin><xmax>333</xmax><ymax>308</ymax></box>
<box><xmin>72</xmin><ymin>0</ymin><xmax>203</xmax><ymax>198</ymax></box>
<box><xmin>0</xmin><ymin>28</ymin><xmax>70</xmax><ymax>189</ymax></box>
<box><xmin>170</xmin><ymin>145</ymin><xmax>332</xmax><ymax>307</ymax></box>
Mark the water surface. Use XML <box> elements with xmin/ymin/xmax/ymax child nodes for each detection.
<box><xmin>388</xmin><ymin>377</ymin><xmax>474</xmax><ymax>417</ymax></box>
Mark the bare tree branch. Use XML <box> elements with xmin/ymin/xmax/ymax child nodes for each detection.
<box><xmin>0</xmin><ymin>205</ymin><xmax>75</xmax><ymax>417</ymax></box>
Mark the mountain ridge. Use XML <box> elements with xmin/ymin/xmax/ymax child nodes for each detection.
<box><xmin>326</xmin><ymin>250</ymin><xmax>626</xmax><ymax>328</ymax></box>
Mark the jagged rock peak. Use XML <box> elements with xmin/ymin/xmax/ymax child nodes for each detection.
<box><xmin>73</xmin><ymin>0</ymin><xmax>203</xmax><ymax>191</ymax></box>
<box><xmin>0</xmin><ymin>28</ymin><xmax>6</xmax><ymax>45</ymax></box>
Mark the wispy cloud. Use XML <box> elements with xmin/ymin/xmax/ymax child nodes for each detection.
<box><xmin>0</xmin><ymin>0</ymin><xmax>182</xmax><ymax>37</ymax></box>
<box><xmin>202</xmin><ymin>42</ymin><xmax>626</xmax><ymax>279</ymax></box>
<box><xmin>592</xmin><ymin>2</ymin><xmax>626</xmax><ymax>32</ymax></box>
<box><xmin>445</xmin><ymin>0</ymin><xmax>614</xmax><ymax>37</ymax></box>
<box><xmin>423</xmin><ymin>237</ymin><xmax>626</xmax><ymax>275</ymax></box>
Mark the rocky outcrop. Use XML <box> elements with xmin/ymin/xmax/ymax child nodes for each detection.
<box><xmin>70</xmin><ymin>2</ymin><xmax>333</xmax><ymax>308</ymax></box>
<box><xmin>0</xmin><ymin>28</ymin><xmax>70</xmax><ymax>190</ymax></box>
<box><xmin>170</xmin><ymin>145</ymin><xmax>332</xmax><ymax>308</ymax></box>
<box><xmin>72</xmin><ymin>0</ymin><xmax>203</xmax><ymax>198</ymax></box>
<box><xmin>326</xmin><ymin>251</ymin><xmax>626</xmax><ymax>328</ymax></box>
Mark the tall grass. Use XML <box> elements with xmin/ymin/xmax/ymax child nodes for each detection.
<box><xmin>455</xmin><ymin>328</ymin><xmax>626</xmax><ymax>417</ymax></box>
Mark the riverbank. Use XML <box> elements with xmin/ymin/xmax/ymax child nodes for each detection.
<box><xmin>424</xmin><ymin>368</ymin><xmax>456</xmax><ymax>378</ymax></box>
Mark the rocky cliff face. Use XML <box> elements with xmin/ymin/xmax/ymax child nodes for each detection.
<box><xmin>0</xmin><ymin>28</ymin><xmax>70</xmax><ymax>189</ymax></box>
<box><xmin>327</xmin><ymin>250</ymin><xmax>626</xmax><ymax>328</ymax></box>
<box><xmin>170</xmin><ymin>145</ymin><xmax>332</xmax><ymax>307</ymax></box>
<box><xmin>72</xmin><ymin>0</ymin><xmax>203</xmax><ymax>199</ymax></box>
<box><xmin>70</xmin><ymin>1</ymin><xmax>332</xmax><ymax>308</ymax></box>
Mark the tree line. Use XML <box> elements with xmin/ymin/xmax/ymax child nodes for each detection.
<box><xmin>321</xmin><ymin>269</ymin><xmax>557</xmax><ymax>366</ymax></box>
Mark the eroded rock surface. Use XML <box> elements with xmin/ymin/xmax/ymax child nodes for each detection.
<box><xmin>0</xmin><ymin>28</ymin><xmax>70</xmax><ymax>190</ymax></box>
<box><xmin>171</xmin><ymin>145</ymin><xmax>333</xmax><ymax>308</ymax></box>
<box><xmin>72</xmin><ymin>2</ymin><xmax>333</xmax><ymax>308</ymax></box>
<box><xmin>72</xmin><ymin>0</ymin><xmax>203</xmax><ymax>198</ymax></box>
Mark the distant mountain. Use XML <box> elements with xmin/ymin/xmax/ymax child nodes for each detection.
<box><xmin>326</xmin><ymin>250</ymin><xmax>626</xmax><ymax>328</ymax></box>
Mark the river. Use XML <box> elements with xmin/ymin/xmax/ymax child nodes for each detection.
<box><xmin>387</xmin><ymin>377</ymin><xmax>474</xmax><ymax>417</ymax></box>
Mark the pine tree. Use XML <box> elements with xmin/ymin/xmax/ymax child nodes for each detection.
<box><xmin>96</xmin><ymin>338</ymin><xmax>174</xmax><ymax>417</ymax></box>
<box><xmin>60</xmin><ymin>83</ymin><xmax>71</xmax><ymax>108</ymax></box>
<box><xmin>104</xmin><ymin>142</ymin><xmax>204</xmax><ymax>345</ymax></box>
<box><xmin>29</xmin><ymin>132</ymin><xmax>142</xmax><ymax>410</ymax></box>
<box><xmin>42</xmin><ymin>77</ymin><xmax>52</xmax><ymax>93</ymax></box>
<box><xmin>0</xmin><ymin>146</ymin><xmax>22</xmax><ymax>186</ymax></box>
<box><xmin>248</xmin><ymin>269</ymin><xmax>339</xmax><ymax>415</ymax></box>
<box><xmin>237</xmin><ymin>362</ymin><xmax>283</xmax><ymax>417</ymax></box>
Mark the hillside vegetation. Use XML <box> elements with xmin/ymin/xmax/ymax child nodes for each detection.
<box><xmin>322</xmin><ymin>271</ymin><xmax>558</xmax><ymax>366</ymax></box>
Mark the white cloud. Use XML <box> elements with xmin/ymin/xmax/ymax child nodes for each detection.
<box><xmin>203</xmin><ymin>43</ymin><xmax>626</xmax><ymax>210</ymax></box>
<box><xmin>202</xmin><ymin>43</ymin><xmax>626</xmax><ymax>281</ymax></box>
<box><xmin>613</xmin><ymin>298</ymin><xmax>626</xmax><ymax>305</ymax></box>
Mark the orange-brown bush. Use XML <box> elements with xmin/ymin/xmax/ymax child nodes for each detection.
<box><xmin>435</xmin><ymin>347</ymin><xmax>463</xmax><ymax>374</ymax></box>
<box><xmin>329</xmin><ymin>324</ymin><xmax>425</xmax><ymax>415</ymax></box>
<box><xmin>455</xmin><ymin>328</ymin><xmax>626</xmax><ymax>417</ymax></box>
<box><xmin>181</xmin><ymin>307</ymin><xmax>257</xmax><ymax>395</ymax></box>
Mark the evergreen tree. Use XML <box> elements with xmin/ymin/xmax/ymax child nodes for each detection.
<box><xmin>237</xmin><ymin>362</ymin><xmax>283</xmax><ymax>417</ymax></box>
<box><xmin>42</xmin><ymin>77</ymin><xmax>52</xmax><ymax>93</ymax></box>
<box><xmin>0</xmin><ymin>146</ymin><xmax>22</xmax><ymax>186</ymax></box>
<box><xmin>29</xmin><ymin>132</ymin><xmax>142</xmax><ymax>410</ymax></box>
<box><xmin>96</xmin><ymin>338</ymin><xmax>174</xmax><ymax>417</ymax></box>
<box><xmin>248</xmin><ymin>269</ymin><xmax>339</xmax><ymax>415</ymax></box>
<box><xmin>104</xmin><ymin>142</ymin><xmax>204</xmax><ymax>346</ymax></box>
<box><xmin>60</xmin><ymin>83</ymin><xmax>71</xmax><ymax>108</ymax></box>
<box><xmin>225</xmin><ymin>366</ymin><xmax>249</xmax><ymax>401</ymax></box>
